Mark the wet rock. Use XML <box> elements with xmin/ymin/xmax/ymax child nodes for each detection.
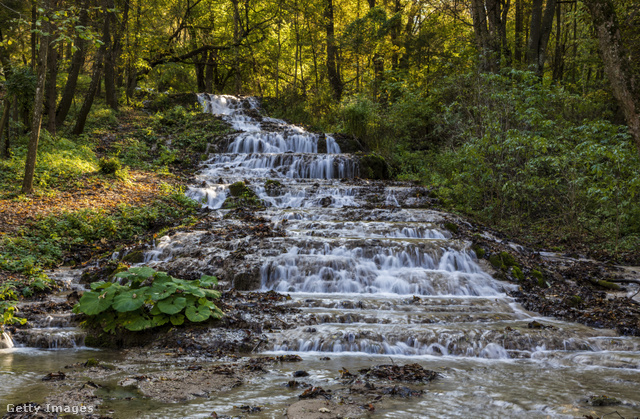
<box><xmin>286</xmin><ymin>399</ymin><xmax>366</xmax><ymax>419</ymax></box>
<box><xmin>299</xmin><ymin>386</ymin><xmax>332</xmax><ymax>399</ymax></box>
<box><xmin>122</xmin><ymin>250</ymin><xmax>144</xmax><ymax>263</ymax></box>
<box><xmin>232</xmin><ymin>270</ymin><xmax>261</xmax><ymax>291</ymax></box>
<box><xmin>358</xmin><ymin>364</ymin><xmax>438</xmax><ymax>383</ymax></box>
<box><xmin>42</xmin><ymin>372</ymin><xmax>66</xmax><ymax>381</ymax></box>
<box><xmin>293</xmin><ymin>370</ymin><xmax>310</xmax><ymax>377</ymax></box>
<box><xmin>589</xmin><ymin>394</ymin><xmax>621</xmax><ymax>406</ymax></box>
<box><xmin>278</xmin><ymin>354</ymin><xmax>303</xmax><ymax>362</ymax></box>
<box><xmin>237</xmin><ymin>405</ymin><xmax>262</xmax><ymax>413</ymax></box>
<box><xmin>382</xmin><ymin>385</ymin><xmax>423</xmax><ymax>398</ymax></box>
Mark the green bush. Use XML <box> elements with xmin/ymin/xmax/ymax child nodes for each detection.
<box><xmin>0</xmin><ymin>284</ymin><xmax>27</xmax><ymax>326</ymax></box>
<box><xmin>73</xmin><ymin>267</ymin><xmax>223</xmax><ymax>333</ymax></box>
<box><xmin>98</xmin><ymin>157</ymin><xmax>122</xmax><ymax>174</ymax></box>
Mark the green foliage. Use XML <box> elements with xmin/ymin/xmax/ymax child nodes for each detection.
<box><xmin>98</xmin><ymin>157</ymin><xmax>122</xmax><ymax>174</ymax></box>
<box><xmin>5</xmin><ymin>67</ymin><xmax>37</xmax><ymax>112</ymax></box>
<box><xmin>0</xmin><ymin>188</ymin><xmax>198</xmax><ymax>274</ymax></box>
<box><xmin>0</xmin><ymin>283</ymin><xmax>27</xmax><ymax>326</ymax></box>
<box><xmin>73</xmin><ymin>267</ymin><xmax>223</xmax><ymax>333</ymax></box>
<box><xmin>385</xmin><ymin>69</ymin><xmax>640</xmax><ymax>254</ymax></box>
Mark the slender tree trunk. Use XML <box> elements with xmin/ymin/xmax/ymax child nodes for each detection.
<box><xmin>325</xmin><ymin>0</ymin><xmax>342</xmax><ymax>100</ymax></box>
<box><xmin>73</xmin><ymin>57</ymin><xmax>104</xmax><ymax>136</ymax></box>
<box><xmin>22</xmin><ymin>1</ymin><xmax>51</xmax><ymax>194</ymax></box>
<box><xmin>196</xmin><ymin>52</ymin><xmax>206</xmax><ymax>92</ymax></box>
<box><xmin>514</xmin><ymin>0</ymin><xmax>524</xmax><ymax>63</ymax></box>
<box><xmin>0</xmin><ymin>98</ymin><xmax>11</xmax><ymax>159</ymax></box>
<box><xmin>114</xmin><ymin>0</ymin><xmax>129</xmax><ymax>88</ymax></box>
<box><xmin>103</xmin><ymin>0</ymin><xmax>118</xmax><ymax>110</ymax></box>
<box><xmin>56</xmin><ymin>4</ymin><xmax>88</xmax><ymax>127</ymax></box>
<box><xmin>205</xmin><ymin>51</ymin><xmax>214</xmax><ymax>93</ymax></box>
<box><xmin>583</xmin><ymin>0</ymin><xmax>640</xmax><ymax>155</ymax></box>
<box><xmin>30</xmin><ymin>3</ymin><xmax>37</xmax><ymax>70</ymax></box>
<box><xmin>368</xmin><ymin>0</ymin><xmax>383</xmax><ymax>98</ymax></box>
<box><xmin>552</xmin><ymin>3</ymin><xmax>564</xmax><ymax>81</ymax></box>
<box><xmin>527</xmin><ymin>0</ymin><xmax>556</xmax><ymax>75</ymax></box>
<box><xmin>231</xmin><ymin>0</ymin><xmax>241</xmax><ymax>94</ymax></box>
<box><xmin>73</xmin><ymin>5</ymin><xmax>110</xmax><ymax>136</ymax></box>
<box><xmin>45</xmin><ymin>32</ymin><xmax>58</xmax><ymax>135</ymax></box>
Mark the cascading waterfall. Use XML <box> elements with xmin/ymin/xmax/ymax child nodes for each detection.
<box><xmin>180</xmin><ymin>95</ymin><xmax>640</xmax><ymax>369</ymax></box>
<box><xmin>3</xmin><ymin>94</ymin><xmax>640</xmax><ymax>418</ymax></box>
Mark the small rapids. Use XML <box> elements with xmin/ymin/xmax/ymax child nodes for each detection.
<box><xmin>3</xmin><ymin>95</ymin><xmax>640</xmax><ymax>418</ymax></box>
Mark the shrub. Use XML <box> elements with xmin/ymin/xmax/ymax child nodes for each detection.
<box><xmin>98</xmin><ymin>157</ymin><xmax>122</xmax><ymax>174</ymax></box>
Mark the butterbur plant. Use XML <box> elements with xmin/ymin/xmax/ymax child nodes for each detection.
<box><xmin>73</xmin><ymin>267</ymin><xmax>223</xmax><ymax>333</ymax></box>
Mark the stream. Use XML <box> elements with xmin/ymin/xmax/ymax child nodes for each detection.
<box><xmin>2</xmin><ymin>95</ymin><xmax>640</xmax><ymax>418</ymax></box>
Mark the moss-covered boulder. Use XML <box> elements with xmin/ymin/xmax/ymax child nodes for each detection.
<box><xmin>223</xmin><ymin>181</ymin><xmax>264</xmax><ymax>209</ymax></box>
<box><xmin>358</xmin><ymin>153</ymin><xmax>390</xmax><ymax>180</ymax></box>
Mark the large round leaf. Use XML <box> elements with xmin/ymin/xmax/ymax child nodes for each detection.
<box><xmin>169</xmin><ymin>313</ymin><xmax>185</xmax><ymax>326</ymax></box>
<box><xmin>76</xmin><ymin>289</ymin><xmax>115</xmax><ymax>316</ymax></box>
<box><xmin>121</xmin><ymin>314</ymin><xmax>154</xmax><ymax>331</ymax></box>
<box><xmin>127</xmin><ymin>266</ymin><xmax>156</xmax><ymax>278</ymax></box>
<box><xmin>112</xmin><ymin>289</ymin><xmax>147</xmax><ymax>312</ymax></box>
<box><xmin>157</xmin><ymin>296</ymin><xmax>187</xmax><ymax>315</ymax></box>
<box><xmin>148</xmin><ymin>282</ymin><xmax>178</xmax><ymax>301</ymax></box>
<box><xmin>185</xmin><ymin>305</ymin><xmax>211</xmax><ymax>322</ymax></box>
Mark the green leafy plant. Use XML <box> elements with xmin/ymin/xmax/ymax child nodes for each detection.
<box><xmin>0</xmin><ymin>284</ymin><xmax>27</xmax><ymax>326</ymax></box>
<box><xmin>73</xmin><ymin>267</ymin><xmax>223</xmax><ymax>333</ymax></box>
<box><xmin>98</xmin><ymin>157</ymin><xmax>122</xmax><ymax>174</ymax></box>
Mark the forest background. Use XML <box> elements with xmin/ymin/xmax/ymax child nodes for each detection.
<box><xmin>0</xmin><ymin>0</ymin><xmax>639</xmax><ymax>292</ymax></box>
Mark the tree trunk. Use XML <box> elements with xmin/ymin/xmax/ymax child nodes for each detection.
<box><xmin>470</xmin><ymin>0</ymin><xmax>504</xmax><ymax>72</ymax></box>
<box><xmin>30</xmin><ymin>3</ymin><xmax>37</xmax><ymax>70</ymax></box>
<box><xmin>325</xmin><ymin>0</ymin><xmax>342</xmax><ymax>100</ymax></box>
<box><xmin>514</xmin><ymin>0</ymin><xmax>524</xmax><ymax>63</ymax></box>
<box><xmin>205</xmin><ymin>51</ymin><xmax>214</xmax><ymax>93</ymax></box>
<box><xmin>45</xmin><ymin>33</ymin><xmax>58</xmax><ymax>135</ymax></box>
<box><xmin>583</xmin><ymin>0</ymin><xmax>640</xmax><ymax>155</ymax></box>
<box><xmin>22</xmin><ymin>1</ymin><xmax>51</xmax><ymax>194</ymax></box>
<box><xmin>56</xmin><ymin>3</ymin><xmax>88</xmax><ymax>127</ymax></box>
<box><xmin>114</xmin><ymin>0</ymin><xmax>129</xmax><ymax>88</ymax></box>
<box><xmin>103</xmin><ymin>0</ymin><xmax>118</xmax><ymax>110</ymax></box>
<box><xmin>527</xmin><ymin>0</ymin><xmax>556</xmax><ymax>75</ymax></box>
<box><xmin>0</xmin><ymin>98</ymin><xmax>11</xmax><ymax>159</ymax></box>
<box><xmin>73</xmin><ymin>6</ymin><xmax>110</xmax><ymax>136</ymax></box>
<box><xmin>196</xmin><ymin>52</ymin><xmax>206</xmax><ymax>92</ymax></box>
<box><xmin>552</xmin><ymin>3</ymin><xmax>564</xmax><ymax>81</ymax></box>
<box><xmin>231</xmin><ymin>0</ymin><xmax>241</xmax><ymax>94</ymax></box>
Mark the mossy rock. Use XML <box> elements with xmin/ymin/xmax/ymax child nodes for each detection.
<box><xmin>489</xmin><ymin>254</ymin><xmax>504</xmax><ymax>269</ymax></box>
<box><xmin>122</xmin><ymin>250</ymin><xmax>145</xmax><ymax>264</ymax></box>
<box><xmin>444</xmin><ymin>222</ymin><xmax>459</xmax><ymax>234</ymax></box>
<box><xmin>500</xmin><ymin>251</ymin><xmax>518</xmax><ymax>267</ymax></box>
<box><xmin>511</xmin><ymin>266</ymin><xmax>524</xmax><ymax>281</ymax></box>
<box><xmin>590</xmin><ymin>279</ymin><xmax>621</xmax><ymax>290</ymax></box>
<box><xmin>229</xmin><ymin>181</ymin><xmax>251</xmax><ymax>197</ymax></box>
<box><xmin>471</xmin><ymin>244</ymin><xmax>486</xmax><ymax>259</ymax></box>
<box><xmin>531</xmin><ymin>270</ymin><xmax>543</xmax><ymax>280</ymax></box>
<box><xmin>536</xmin><ymin>277</ymin><xmax>547</xmax><ymax>288</ymax></box>
<box><xmin>489</xmin><ymin>251</ymin><xmax>520</xmax><ymax>271</ymax></box>
<box><xmin>358</xmin><ymin>154</ymin><xmax>390</xmax><ymax>180</ymax></box>
<box><xmin>567</xmin><ymin>295</ymin><xmax>582</xmax><ymax>307</ymax></box>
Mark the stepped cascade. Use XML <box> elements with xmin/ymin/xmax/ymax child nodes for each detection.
<box><xmin>3</xmin><ymin>95</ymin><xmax>639</xmax><ymax>417</ymax></box>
